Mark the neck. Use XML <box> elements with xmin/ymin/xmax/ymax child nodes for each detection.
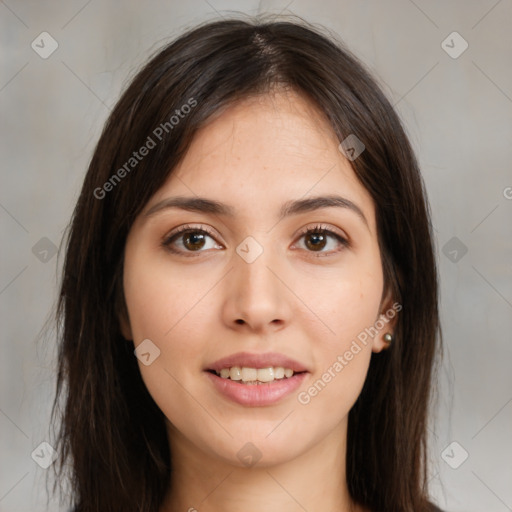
<box><xmin>160</xmin><ymin>418</ymin><xmax>364</xmax><ymax>512</ymax></box>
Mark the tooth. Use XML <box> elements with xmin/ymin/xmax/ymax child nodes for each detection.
<box><xmin>241</xmin><ymin>367</ymin><xmax>258</xmax><ymax>382</ymax></box>
<box><xmin>230</xmin><ymin>367</ymin><xmax>242</xmax><ymax>380</ymax></box>
<box><xmin>274</xmin><ymin>367</ymin><xmax>285</xmax><ymax>379</ymax></box>
<box><xmin>217</xmin><ymin>366</ymin><xmax>297</xmax><ymax>381</ymax></box>
<box><xmin>257</xmin><ymin>367</ymin><xmax>274</xmax><ymax>382</ymax></box>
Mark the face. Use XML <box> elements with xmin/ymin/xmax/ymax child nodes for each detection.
<box><xmin>121</xmin><ymin>90</ymin><xmax>396</xmax><ymax>468</ymax></box>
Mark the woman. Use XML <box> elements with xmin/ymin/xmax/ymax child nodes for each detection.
<box><xmin>51</xmin><ymin>16</ymin><xmax>443</xmax><ymax>512</ymax></box>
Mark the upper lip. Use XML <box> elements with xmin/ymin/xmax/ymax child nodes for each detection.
<box><xmin>206</xmin><ymin>351</ymin><xmax>310</xmax><ymax>373</ymax></box>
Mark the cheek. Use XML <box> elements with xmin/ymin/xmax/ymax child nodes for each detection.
<box><xmin>123</xmin><ymin>249</ymin><xmax>211</xmax><ymax>341</ymax></box>
<box><xmin>123</xmin><ymin>248</ymin><xmax>219</xmax><ymax>386</ymax></box>
<box><xmin>300</xmin><ymin>263</ymin><xmax>382</xmax><ymax>399</ymax></box>
<box><xmin>314</xmin><ymin>264</ymin><xmax>383</xmax><ymax>351</ymax></box>
<box><xmin>122</xmin><ymin>252</ymin><xmax>214</xmax><ymax>423</ymax></box>
<box><xmin>297</xmin><ymin>286</ymin><xmax>379</xmax><ymax>418</ymax></box>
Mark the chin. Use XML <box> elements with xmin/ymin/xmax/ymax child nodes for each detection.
<box><xmin>207</xmin><ymin>431</ymin><xmax>310</xmax><ymax>469</ymax></box>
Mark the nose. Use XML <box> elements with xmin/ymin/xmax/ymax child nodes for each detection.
<box><xmin>221</xmin><ymin>245</ymin><xmax>292</xmax><ymax>334</ymax></box>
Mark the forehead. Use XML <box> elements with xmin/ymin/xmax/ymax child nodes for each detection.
<box><xmin>146</xmin><ymin>90</ymin><xmax>376</xmax><ymax>229</ymax></box>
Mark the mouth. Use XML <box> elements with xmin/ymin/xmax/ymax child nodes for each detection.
<box><xmin>206</xmin><ymin>366</ymin><xmax>307</xmax><ymax>385</ymax></box>
<box><xmin>204</xmin><ymin>351</ymin><xmax>310</xmax><ymax>406</ymax></box>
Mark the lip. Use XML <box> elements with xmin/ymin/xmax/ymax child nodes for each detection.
<box><xmin>205</xmin><ymin>351</ymin><xmax>310</xmax><ymax>373</ymax></box>
<box><xmin>205</xmin><ymin>370</ymin><xmax>308</xmax><ymax>407</ymax></box>
<box><xmin>204</xmin><ymin>351</ymin><xmax>310</xmax><ymax>407</ymax></box>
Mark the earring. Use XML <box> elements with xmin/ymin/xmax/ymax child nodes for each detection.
<box><xmin>383</xmin><ymin>333</ymin><xmax>393</xmax><ymax>344</ymax></box>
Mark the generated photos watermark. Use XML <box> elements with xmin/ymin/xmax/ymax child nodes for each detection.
<box><xmin>93</xmin><ymin>97</ymin><xmax>197</xmax><ymax>200</ymax></box>
<box><xmin>297</xmin><ymin>301</ymin><xmax>402</xmax><ymax>405</ymax></box>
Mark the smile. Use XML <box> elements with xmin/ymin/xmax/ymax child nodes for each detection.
<box><xmin>213</xmin><ymin>366</ymin><xmax>301</xmax><ymax>383</ymax></box>
<box><xmin>205</xmin><ymin>369</ymin><xmax>308</xmax><ymax>406</ymax></box>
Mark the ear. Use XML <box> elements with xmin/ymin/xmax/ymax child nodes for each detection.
<box><xmin>371</xmin><ymin>287</ymin><xmax>400</xmax><ymax>354</ymax></box>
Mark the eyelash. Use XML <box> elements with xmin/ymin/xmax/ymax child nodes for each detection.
<box><xmin>161</xmin><ymin>223</ymin><xmax>349</xmax><ymax>258</ymax></box>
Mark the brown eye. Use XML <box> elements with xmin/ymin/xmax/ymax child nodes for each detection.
<box><xmin>296</xmin><ymin>225</ymin><xmax>349</xmax><ymax>255</ymax></box>
<box><xmin>304</xmin><ymin>231</ymin><xmax>328</xmax><ymax>251</ymax></box>
<box><xmin>162</xmin><ymin>225</ymin><xmax>223</xmax><ymax>256</ymax></box>
<box><xmin>182</xmin><ymin>231</ymin><xmax>207</xmax><ymax>251</ymax></box>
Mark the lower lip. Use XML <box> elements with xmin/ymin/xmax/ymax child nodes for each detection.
<box><xmin>205</xmin><ymin>371</ymin><xmax>308</xmax><ymax>407</ymax></box>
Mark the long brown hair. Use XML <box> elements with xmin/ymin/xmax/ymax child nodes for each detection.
<box><xmin>50</xmin><ymin>15</ymin><xmax>442</xmax><ymax>512</ymax></box>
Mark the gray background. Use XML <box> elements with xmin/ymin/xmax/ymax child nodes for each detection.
<box><xmin>1</xmin><ymin>1</ymin><xmax>511</xmax><ymax>511</ymax></box>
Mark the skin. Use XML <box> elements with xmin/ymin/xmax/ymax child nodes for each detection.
<box><xmin>121</xmin><ymin>89</ymin><xmax>397</xmax><ymax>512</ymax></box>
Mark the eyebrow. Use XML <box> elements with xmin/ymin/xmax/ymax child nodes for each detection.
<box><xmin>145</xmin><ymin>194</ymin><xmax>369</xmax><ymax>229</ymax></box>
